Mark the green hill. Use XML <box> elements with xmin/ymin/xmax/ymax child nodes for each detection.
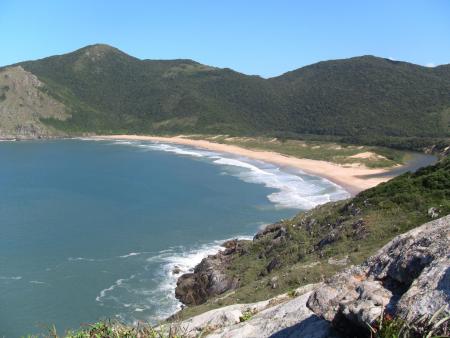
<box><xmin>3</xmin><ymin>44</ymin><xmax>450</xmax><ymax>143</ymax></box>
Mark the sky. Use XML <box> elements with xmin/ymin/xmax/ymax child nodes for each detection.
<box><xmin>1</xmin><ymin>0</ymin><xmax>449</xmax><ymax>77</ymax></box>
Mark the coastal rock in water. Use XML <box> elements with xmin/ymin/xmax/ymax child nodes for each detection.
<box><xmin>307</xmin><ymin>215</ymin><xmax>450</xmax><ymax>336</ymax></box>
<box><xmin>175</xmin><ymin>240</ymin><xmax>245</xmax><ymax>305</ymax></box>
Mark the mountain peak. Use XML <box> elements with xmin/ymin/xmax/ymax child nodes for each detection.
<box><xmin>71</xmin><ymin>44</ymin><xmax>137</xmax><ymax>65</ymax></box>
<box><xmin>80</xmin><ymin>43</ymin><xmax>123</xmax><ymax>56</ymax></box>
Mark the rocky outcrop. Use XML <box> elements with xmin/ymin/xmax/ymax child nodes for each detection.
<box><xmin>0</xmin><ymin>66</ymin><xmax>69</xmax><ymax>139</ymax></box>
<box><xmin>175</xmin><ymin>222</ymin><xmax>294</xmax><ymax>306</ymax></box>
<box><xmin>175</xmin><ymin>240</ymin><xmax>245</xmax><ymax>305</ymax></box>
<box><xmin>164</xmin><ymin>284</ymin><xmax>338</xmax><ymax>338</ymax></box>
<box><xmin>307</xmin><ymin>214</ymin><xmax>450</xmax><ymax>336</ymax></box>
<box><xmin>167</xmin><ymin>215</ymin><xmax>449</xmax><ymax>337</ymax></box>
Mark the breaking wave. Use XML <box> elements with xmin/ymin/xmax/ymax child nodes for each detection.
<box><xmin>108</xmin><ymin>140</ymin><xmax>350</xmax><ymax>209</ymax></box>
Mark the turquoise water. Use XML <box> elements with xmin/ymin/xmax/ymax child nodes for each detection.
<box><xmin>0</xmin><ymin>139</ymin><xmax>348</xmax><ymax>337</ymax></box>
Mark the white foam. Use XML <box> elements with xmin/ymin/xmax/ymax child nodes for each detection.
<box><xmin>96</xmin><ymin>275</ymin><xmax>136</xmax><ymax>303</ymax></box>
<box><xmin>154</xmin><ymin>235</ymin><xmax>253</xmax><ymax>317</ymax></box>
<box><xmin>213</xmin><ymin>157</ymin><xmax>349</xmax><ymax>209</ymax></box>
<box><xmin>99</xmin><ymin>139</ymin><xmax>350</xmax><ymax>210</ymax></box>
<box><xmin>0</xmin><ymin>276</ymin><xmax>22</xmax><ymax>280</ymax></box>
<box><xmin>136</xmin><ymin>142</ymin><xmax>218</xmax><ymax>158</ymax></box>
<box><xmin>119</xmin><ymin>252</ymin><xmax>142</xmax><ymax>258</ymax></box>
<box><xmin>68</xmin><ymin>257</ymin><xmax>97</xmax><ymax>262</ymax></box>
<box><xmin>30</xmin><ymin>280</ymin><xmax>47</xmax><ymax>285</ymax></box>
<box><xmin>91</xmin><ymin>236</ymin><xmax>253</xmax><ymax>323</ymax></box>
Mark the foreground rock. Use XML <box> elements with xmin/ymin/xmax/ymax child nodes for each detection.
<box><xmin>164</xmin><ymin>284</ymin><xmax>338</xmax><ymax>338</ymax></box>
<box><xmin>175</xmin><ymin>240</ymin><xmax>245</xmax><ymax>305</ymax></box>
<box><xmin>307</xmin><ymin>214</ymin><xmax>450</xmax><ymax>336</ymax></box>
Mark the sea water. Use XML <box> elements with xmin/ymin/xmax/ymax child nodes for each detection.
<box><xmin>0</xmin><ymin>139</ymin><xmax>348</xmax><ymax>336</ymax></box>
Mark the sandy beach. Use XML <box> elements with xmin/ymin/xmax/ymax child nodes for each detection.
<box><xmin>92</xmin><ymin>135</ymin><xmax>394</xmax><ymax>195</ymax></box>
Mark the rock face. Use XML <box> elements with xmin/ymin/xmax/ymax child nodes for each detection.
<box><xmin>174</xmin><ymin>222</ymin><xmax>293</xmax><ymax>306</ymax></box>
<box><xmin>0</xmin><ymin>66</ymin><xmax>69</xmax><ymax>139</ymax></box>
<box><xmin>165</xmin><ymin>284</ymin><xmax>338</xmax><ymax>338</ymax></box>
<box><xmin>307</xmin><ymin>215</ymin><xmax>450</xmax><ymax>336</ymax></box>
<box><xmin>175</xmin><ymin>240</ymin><xmax>244</xmax><ymax>305</ymax></box>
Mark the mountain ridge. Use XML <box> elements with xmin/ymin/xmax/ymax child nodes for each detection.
<box><xmin>1</xmin><ymin>44</ymin><xmax>449</xmax><ymax>143</ymax></box>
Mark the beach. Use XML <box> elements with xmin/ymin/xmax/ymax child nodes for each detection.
<box><xmin>92</xmin><ymin>135</ymin><xmax>395</xmax><ymax>195</ymax></box>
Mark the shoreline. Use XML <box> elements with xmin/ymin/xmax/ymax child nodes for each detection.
<box><xmin>90</xmin><ymin>135</ymin><xmax>396</xmax><ymax>195</ymax></box>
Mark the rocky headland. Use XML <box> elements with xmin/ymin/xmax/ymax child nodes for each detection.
<box><xmin>166</xmin><ymin>215</ymin><xmax>449</xmax><ymax>337</ymax></box>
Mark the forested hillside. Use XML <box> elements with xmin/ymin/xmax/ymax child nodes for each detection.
<box><xmin>2</xmin><ymin>44</ymin><xmax>449</xmax><ymax>144</ymax></box>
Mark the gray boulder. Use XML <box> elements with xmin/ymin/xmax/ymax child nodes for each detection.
<box><xmin>307</xmin><ymin>215</ymin><xmax>450</xmax><ymax>336</ymax></box>
<box><xmin>163</xmin><ymin>284</ymin><xmax>338</xmax><ymax>338</ymax></box>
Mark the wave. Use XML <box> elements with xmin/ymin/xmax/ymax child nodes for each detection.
<box><xmin>119</xmin><ymin>252</ymin><xmax>143</xmax><ymax>258</ymax></box>
<box><xmin>155</xmin><ymin>235</ymin><xmax>254</xmax><ymax>314</ymax></box>
<box><xmin>68</xmin><ymin>256</ymin><xmax>98</xmax><ymax>262</ymax></box>
<box><xmin>95</xmin><ymin>274</ymin><xmax>136</xmax><ymax>303</ymax></box>
<box><xmin>92</xmin><ymin>235</ymin><xmax>253</xmax><ymax>322</ymax></box>
<box><xmin>30</xmin><ymin>280</ymin><xmax>47</xmax><ymax>285</ymax></box>
<box><xmin>0</xmin><ymin>276</ymin><xmax>22</xmax><ymax>280</ymax></box>
<box><xmin>103</xmin><ymin>140</ymin><xmax>350</xmax><ymax>210</ymax></box>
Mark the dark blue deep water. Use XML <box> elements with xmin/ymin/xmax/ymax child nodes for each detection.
<box><xmin>0</xmin><ymin>139</ymin><xmax>348</xmax><ymax>336</ymax></box>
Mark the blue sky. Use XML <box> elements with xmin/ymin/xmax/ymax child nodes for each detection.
<box><xmin>1</xmin><ymin>0</ymin><xmax>449</xmax><ymax>77</ymax></box>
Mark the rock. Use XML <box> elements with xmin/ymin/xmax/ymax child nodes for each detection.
<box><xmin>396</xmin><ymin>256</ymin><xmax>450</xmax><ymax>321</ymax></box>
<box><xmin>269</xmin><ymin>276</ymin><xmax>279</xmax><ymax>289</ymax></box>
<box><xmin>0</xmin><ymin>66</ymin><xmax>69</xmax><ymax>139</ymax></box>
<box><xmin>428</xmin><ymin>207</ymin><xmax>439</xmax><ymax>218</ymax></box>
<box><xmin>351</xmin><ymin>219</ymin><xmax>368</xmax><ymax>240</ymax></box>
<box><xmin>345</xmin><ymin>202</ymin><xmax>362</xmax><ymax>216</ymax></box>
<box><xmin>163</xmin><ymin>284</ymin><xmax>338</xmax><ymax>338</ymax></box>
<box><xmin>221</xmin><ymin>239</ymin><xmax>246</xmax><ymax>256</ymax></box>
<box><xmin>175</xmin><ymin>240</ymin><xmax>247</xmax><ymax>305</ymax></box>
<box><xmin>327</xmin><ymin>256</ymin><xmax>348</xmax><ymax>266</ymax></box>
<box><xmin>307</xmin><ymin>215</ymin><xmax>450</xmax><ymax>336</ymax></box>
<box><xmin>254</xmin><ymin>222</ymin><xmax>284</xmax><ymax>240</ymax></box>
<box><xmin>365</xmin><ymin>214</ymin><xmax>449</xmax><ymax>286</ymax></box>
<box><xmin>315</xmin><ymin>230</ymin><xmax>341</xmax><ymax>250</ymax></box>
<box><xmin>266</xmin><ymin>257</ymin><xmax>281</xmax><ymax>273</ymax></box>
<box><xmin>208</xmin><ymin>291</ymin><xmax>338</xmax><ymax>338</ymax></box>
<box><xmin>172</xmin><ymin>266</ymin><xmax>181</xmax><ymax>275</ymax></box>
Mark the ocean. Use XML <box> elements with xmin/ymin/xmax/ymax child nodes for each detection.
<box><xmin>0</xmin><ymin>139</ymin><xmax>349</xmax><ymax>336</ymax></box>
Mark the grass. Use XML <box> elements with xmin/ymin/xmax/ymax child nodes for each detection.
<box><xmin>370</xmin><ymin>307</ymin><xmax>450</xmax><ymax>338</ymax></box>
<box><xmin>189</xmin><ymin>135</ymin><xmax>408</xmax><ymax>168</ymax></box>
<box><xmin>26</xmin><ymin>321</ymin><xmax>189</xmax><ymax>338</ymax></box>
<box><xmin>239</xmin><ymin>309</ymin><xmax>254</xmax><ymax>322</ymax></box>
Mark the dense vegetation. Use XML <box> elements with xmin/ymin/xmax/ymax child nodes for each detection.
<box><xmin>177</xmin><ymin>157</ymin><xmax>450</xmax><ymax>319</ymax></box>
<box><xmin>6</xmin><ymin>44</ymin><xmax>449</xmax><ymax>147</ymax></box>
